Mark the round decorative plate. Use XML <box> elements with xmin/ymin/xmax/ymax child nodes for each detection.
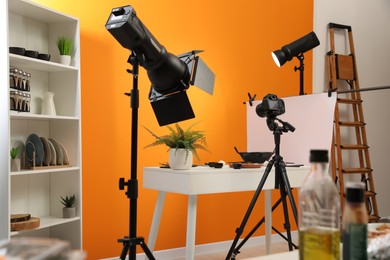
<box><xmin>48</xmin><ymin>138</ymin><xmax>63</xmax><ymax>165</ymax></box>
<box><xmin>47</xmin><ymin>139</ymin><xmax>56</xmax><ymax>166</ymax></box>
<box><xmin>25</xmin><ymin>133</ymin><xmax>44</xmax><ymax>166</ymax></box>
<box><xmin>40</xmin><ymin>137</ymin><xmax>51</xmax><ymax>166</ymax></box>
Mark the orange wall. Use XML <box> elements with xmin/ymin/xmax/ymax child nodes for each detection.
<box><xmin>32</xmin><ymin>0</ymin><xmax>313</xmax><ymax>259</ymax></box>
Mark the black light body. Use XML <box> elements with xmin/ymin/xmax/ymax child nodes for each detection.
<box><xmin>272</xmin><ymin>31</ymin><xmax>320</xmax><ymax>67</ymax></box>
<box><xmin>106</xmin><ymin>5</ymin><xmax>194</xmax><ymax>125</ymax></box>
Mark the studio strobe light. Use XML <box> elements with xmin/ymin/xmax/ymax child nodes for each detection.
<box><xmin>271</xmin><ymin>31</ymin><xmax>320</xmax><ymax>95</ymax></box>
<box><xmin>105</xmin><ymin>5</ymin><xmax>214</xmax><ymax>260</ymax></box>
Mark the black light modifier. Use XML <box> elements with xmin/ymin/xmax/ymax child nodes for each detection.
<box><xmin>272</xmin><ymin>31</ymin><xmax>320</xmax><ymax>67</ymax></box>
<box><xmin>106</xmin><ymin>5</ymin><xmax>215</xmax><ymax>126</ymax></box>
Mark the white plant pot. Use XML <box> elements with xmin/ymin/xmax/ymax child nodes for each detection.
<box><xmin>11</xmin><ymin>158</ymin><xmax>21</xmax><ymax>172</ymax></box>
<box><xmin>169</xmin><ymin>148</ymin><xmax>193</xmax><ymax>170</ymax></box>
<box><xmin>59</xmin><ymin>55</ymin><xmax>71</xmax><ymax>66</ymax></box>
<box><xmin>63</xmin><ymin>207</ymin><xmax>76</xmax><ymax>218</ymax></box>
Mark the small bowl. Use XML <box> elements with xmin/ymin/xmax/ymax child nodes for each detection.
<box><xmin>24</xmin><ymin>50</ymin><xmax>39</xmax><ymax>59</ymax></box>
<box><xmin>38</xmin><ymin>53</ymin><xmax>51</xmax><ymax>61</ymax></box>
<box><xmin>9</xmin><ymin>47</ymin><xmax>26</xmax><ymax>55</ymax></box>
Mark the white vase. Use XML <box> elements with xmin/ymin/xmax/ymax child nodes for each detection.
<box><xmin>41</xmin><ymin>92</ymin><xmax>56</xmax><ymax>116</ymax></box>
<box><xmin>59</xmin><ymin>55</ymin><xmax>71</xmax><ymax>66</ymax></box>
<box><xmin>169</xmin><ymin>148</ymin><xmax>193</xmax><ymax>170</ymax></box>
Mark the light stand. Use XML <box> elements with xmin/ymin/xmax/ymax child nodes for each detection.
<box><xmin>226</xmin><ymin>117</ymin><xmax>298</xmax><ymax>260</ymax></box>
<box><xmin>118</xmin><ymin>53</ymin><xmax>155</xmax><ymax>260</ymax></box>
<box><xmin>294</xmin><ymin>54</ymin><xmax>305</xmax><ymax>96</ymax></box>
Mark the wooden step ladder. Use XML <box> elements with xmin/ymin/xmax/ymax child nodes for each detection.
<box><xmin>326</xmin><ymin>22</ymin><xmax>380</xmax><ymax>222</ymax></box>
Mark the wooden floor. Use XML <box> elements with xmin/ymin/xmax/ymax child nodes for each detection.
<box><xmin>171</xmin><ymin>241</ymin><xmax>291</xmax><ymax>260</ymax></box>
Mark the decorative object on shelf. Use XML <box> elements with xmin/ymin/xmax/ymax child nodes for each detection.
<box><xmin>144</xmin><ymin>122</ymin><xmax>208</xmax><ymax>170</ymax></box>
<box><xmin>9</xmin><ymin>46</ymin><xmax>26</xmax><ymax>56</ymax></box>
<box><xmin>61</xmin><ymin>194</ymin><xmax>76</xmax><ymax>218</ymax></box>
<box><xmin>10</xmin><ymin>146</ymin><xmax>21</xmax><ymax>172</ymax></box>
<box><xmin>41</xmin><ymin>91</ymin><xmax>56</xmax><ymax>116</ymax></box>
<box><xmin>10</xmin><ymin>214</ymin><xmax>40</xmax><ymax>231</ymax></box>
<box><xmin>25</xmin><ymin>133</ymin><xmax>45</xmax><ymax>167</ymax></box>
<box><xmin>56</xmin><ymin>36</ymin><xmax>73</xmax><ymax>66</ymax></box>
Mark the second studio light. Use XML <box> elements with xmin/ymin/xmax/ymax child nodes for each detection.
<box><xmin>272</xmin><ymin>31</ymin><xmax>320</xmax><ymax>67</ymax></box>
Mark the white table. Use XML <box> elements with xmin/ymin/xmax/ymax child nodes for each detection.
<box><xmin>143</xmin><ymin>165</ymin><xmax>309</xmax><ymax>260</ymax></box>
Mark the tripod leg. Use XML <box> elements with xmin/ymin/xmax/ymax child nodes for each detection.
<box><xmin>119</xmin><ymin>238</ymin><xmax>129</xmax><ymax>260</ymax></box>
<box><xmin>279</xmin><ymin>183</ymin><xmax>294</xmax><ymax>251</ymax></box>
<box><xmin>234</xmin><ymin>194</ymin><xmax>285</xmax><ymax>254</ymax></box>
<box><xmin>225</xmin><ymin>160</ymin><xmax>274</xmax><ymax>260</ymax></box>
<box><xmin>139</xmin><ymin>238</ymin><xmax>156</xmax><ymax>260</ymax></box>
<box><xmin>280</xmin><ymin>163</ymin><xmax>299</xmax><ymax>226</ymax></box>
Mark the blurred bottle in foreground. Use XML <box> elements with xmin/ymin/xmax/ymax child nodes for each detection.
<box><xmin>343</xmin><ymin>182</ymin><xmax>368</xmax><ymax>260</ymax></box>
<box><xmin>299</xmin><ymin>149</ymin><xmax>340</xmax><ymax>260</ymax></box>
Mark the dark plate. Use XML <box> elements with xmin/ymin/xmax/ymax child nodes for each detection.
<box><xmin>9</xmin><ymin>47</ymin><xmax>25</xmax><ymax>55</ymax></box>
<box><xmin>38</xmin><ymin>53</ymin><xmax>51</xmax><ymax>61</ymax></box>
<box><xmin>25</xmin><ymin>50</ymin><xmax>39</xmax><ymax>58</ymax></box>
<box><xmin>25</xmin><ymin>133</ymin><xmax>45</xmax><ymax>166</ymax></box>
<box><xmin>40</xmin><ymin>137</ymin><xmax>51</xmax><ymax>166</ymax></box>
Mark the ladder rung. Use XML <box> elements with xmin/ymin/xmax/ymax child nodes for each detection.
<box><xmin>338</xmin><ymin>121</ymin><xmax>366</xmax><ymax>127</ymax></box>
<box><xmin>369</xmin><ymin>215</ymin><xmax>381</xmax><ymax>223</ymax></box>
<box><xmin>340</xmin><ymin>144</ymin><xmax>369</xmax><ymax>150</ymax></box>
<box><xmin>337</xmin><ymin>98</ymin><xmax>362</xmax><ymax>104</ymax></box>
<box><xmin>341</xmin><ymin>168</ymin><xmax>372</xmax><ymax>174</ymax></box>
<box><xmin>365</xmin><ymin>191</ymin><xmax>377</xmax><ymax>197</ymax></box>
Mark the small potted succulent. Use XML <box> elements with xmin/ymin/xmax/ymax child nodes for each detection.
<box><xmin>56</xmin><ymin>36</ymin><xmax>73</xmax><ymax>66</ymax></box>
<box><xmin>144</xmin><ymin>122</ymin><xmax>208</xmax><ymax>170</ymax></box>
<box><xmin>61</xmin><ymin>194</ymin><xmax>76</xmax><ymax>218</ymax></box>
<box><xmin>10</xmin><ymin>146</ymin><xmax>21</xmax><ymax>172</ymax></box>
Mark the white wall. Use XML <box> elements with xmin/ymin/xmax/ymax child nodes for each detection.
<box><xmin>313</xmin><ymin>0</ymin><xmax>390</xmax><ymax>217</ymax></box>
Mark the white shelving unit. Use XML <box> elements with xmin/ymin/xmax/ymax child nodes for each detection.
<box><xmin>1</xmin><ymin>0</ymin><xmax>82</xmax><ymax>249</ymax></box>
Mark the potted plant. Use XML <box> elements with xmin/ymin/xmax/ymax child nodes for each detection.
<box><xmin>144</xmin><ymin>122</ymin><xmax>208</xmax><ymax>170</ymax></box>
<box><xmin>56</xmin><ymin>36</ymin><xmax>73</xmax><ymax>65</ymax></box>
<box><xmin>61</xmin><ymin>194</ymin><xmax>76</xmax><ymax>218</ymax></box>
<box><xmin>10</xmin><ymin>146</ymin><xmax>21</xmax><ymax>172</ymax></box>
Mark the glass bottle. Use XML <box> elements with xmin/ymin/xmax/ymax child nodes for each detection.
<box><xmin>298</xmin><ymin>149</ymin><xmax>340</xmax><ymax>260</ymax></box>
<box><xmin>9</xmin><ymin>67</ymin><xmax>18</xmax><ymax>89</ymax></box>
<box><xmin>342</xmin><ymin>182</ymin><xmax>368</xmax><ymax>260</ymax></box>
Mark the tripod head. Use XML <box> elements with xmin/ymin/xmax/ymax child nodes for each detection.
<box><xmin>266</xmin><ymin>117</ymin><xmax>295</xmax><ymax>133</ymax></box>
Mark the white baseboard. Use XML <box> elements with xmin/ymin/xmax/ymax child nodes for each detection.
<box><xmin>104</xmin><ymin>232</ymin><xmax>298</xmax><ymax>260</ymax></box>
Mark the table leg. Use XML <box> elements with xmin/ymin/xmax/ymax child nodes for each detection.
<box><xmin>186</xmin><ymin>195</ymin><xmax>197</xmax><ymax>260</ymax></box>
<box><xmin>265</xmin><ymin>190</ymin><xmax>272</xmax><ymax>254</ymax></box>
<box><xmin>146</xmin><ymin>191</ymin><xmax>166</xmax><ymax>259</ymax></box>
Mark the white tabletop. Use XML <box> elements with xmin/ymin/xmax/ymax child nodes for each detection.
<box><xmin>143</xmin><ymin>165</ymin><xmax>310</xmax><ymax>195</ymax></box>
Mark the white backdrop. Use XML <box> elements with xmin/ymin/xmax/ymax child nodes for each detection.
<box><xmin>247</xmin><ymin>93</ymin><xmax>336</xmax><ymax>166</ymax></box>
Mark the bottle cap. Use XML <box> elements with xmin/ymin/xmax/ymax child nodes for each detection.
<box><xmin>346</xmin><ymin>182</ymin><xmax>365</xmax><ymax>203</ymax></box>
<box><xmin>309</xmin><ymin>149</ymin><xmax>328</xmax><ymax>163</ymax></box>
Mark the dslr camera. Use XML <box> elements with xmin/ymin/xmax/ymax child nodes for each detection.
<box><xmin>256</xmin><ymin>94</ymin><xmax>285</xmax><ymax>119</ymax></box>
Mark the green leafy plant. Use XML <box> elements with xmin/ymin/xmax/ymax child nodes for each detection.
<box><xmin>56</xmin><ymin>36</ymin><xmax>73</xmax><ymax>56</ymax></box>
<box><xmin>61</xmin><ymin>194</ymin><xmax>76</xmax><ymax>208</ymax></box>
<box><xmin>144</xmin><ymin>122</ymin><xmax>208</xmax><ymax>160</ymax></box>
<box><xmin>10</xmin><ymin>147</ymin><xmax>19</xmax><ymax>159</ymax></box>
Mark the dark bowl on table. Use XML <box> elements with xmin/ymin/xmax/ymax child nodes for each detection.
<box><xmin>234</xmin><ymin>146</ymin><xmax>273</xmax><ymax>163</ymax></box>
<box><xmin>9</xmin><ymin>47</ymin><xmax>26</xmax><ymax>55</ymax></box>
<box><xmin>38</xmin><ymin>53</ymin><xmax>51</xmax><ymax>61</ymax></box>
<box><xmin>25</xmin><ymin>50</ymin><xmax>39</xmax><ymax>59</ymax></box>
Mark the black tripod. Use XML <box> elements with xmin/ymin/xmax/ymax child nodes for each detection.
<box><xmin>226</xmin><ymin>117</ymin><xmax>298</xmax><ymax>260</ymax></box>
<box><xmin>118</xmin><ymin>53</ymin><xmax>155</xmax><ymax>260</ymax></box>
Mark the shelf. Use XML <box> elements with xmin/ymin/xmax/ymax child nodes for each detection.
<box><xmin>10</xmin><ymin>112</ymin><xmax>79</xmax><ymax>121</ymax></box>
<box><xmin>8</xmin><ymin>0</ymin><xmax>77</xmax><ymax>23</ymax></box>
<box><xmin>10</xmin><ymin>216</ymin><xmax>80</xmax><ymax>236</ymax></box>
<box><xmin>10</xmin><ymin>166</ymin><xmax>80</xmax><ymax>176</ymax></box>
<box><xmin>9</xmin><ymin>54</ymin><xmax>78</xmax><ymax>72</ymax></box>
